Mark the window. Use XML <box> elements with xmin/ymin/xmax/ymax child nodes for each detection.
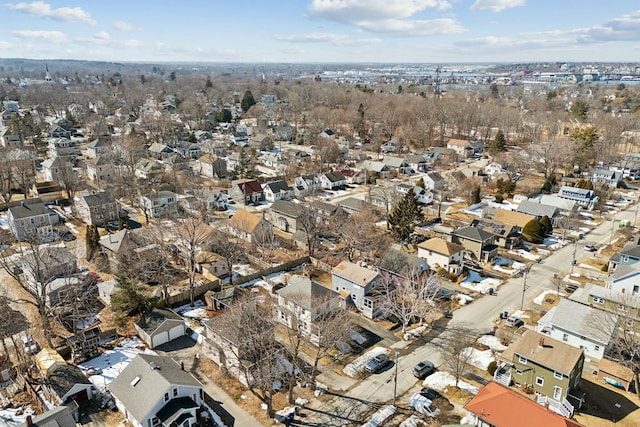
<box><xmin>173</xmin><ymin>387</ymin><xmax>178</xmax><ymax>397</ymax></box>
<box><xmin>562</xmin><ymin>333</ymin><xmax>569</xmax><ymax>342</ymax></box>
<box><xmin>518</xmin><ymin>356</ymin><xmax>527</xmax><ymax>365</ymax></box>
<box><xmin>553</xmin><ymin>386</ymin><xmax>562</xmax><ymax>400</ymax></box>
<box><xmin>618</xmin><ymin>304</ymin><xmax>627</xmax><ymax>311</ymax></box>
<box><xmin>595</xmin><ymin>345</ymin><xmax>600</xmax><ymax>351</ymax></box>
<box><xmin>535</xmin><ymin>377</ymin><xmax>544</xmax><ymax>386</ymax></box>
<box><xmin>164</xmin><ymin>392</ymin><xmax>169</xmax><ymax>402</ymax></box>
<box><xmin>592</xmin><ymin>296</ymin><xmax>605</xmax><ymax>304</ymax></box>
<box><xmin>515</xmin><ymin>369</ymin><xmax>523</xmax><ymax>376</ymax></box>
<box><xmin>634</xmin><ymin>285</ymin><xmax>640</xmax><ymax>295</ymax></box>
<box><xmin>627</xmin><ymin>319</ymin><xmax>634</xmax><ymax>328</ymax></box>
<box><xmin>554</xmin><ymin>371</ymin><xmax>563</xmax><ymax>380</ymax></box>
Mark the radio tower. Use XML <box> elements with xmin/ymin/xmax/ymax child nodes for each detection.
<box><xmin>434</xmin><ymin>66</ymin><xmax>442</xmax><ymax>98</ymax></box>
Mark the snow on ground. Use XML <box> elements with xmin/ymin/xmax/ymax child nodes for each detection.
<box><xmin>0</xmin><ymin>406</ymin><xmax>35</xmax><ymax>426</ymax></box>
<box><xmin>461</xmin><ymin>271</ymin><xmax>502</xmax><ymax>294</ymax></box>
<box><xmin>174</xmin><ymin>299</ymin><xmax>208</xmax><ymax>320</ymax></box>
<box><xmin>510</xmin><ymin>309</ymin><xmax>529</xmax><ymax>319</ymax></box>
<box><xmin>362</xmin><ymin>405</ymin><xmax>396</xmax><ymax>427</ymax></box>
<box><xmin>403</xmin><ymin>325</ymin><xmax>429</xmax><ymax>341</ymax></box>
<box><xmin>456</xmin><ymin>294</ymin><xmax>474</xmax><ymax>305</ymax></box>
<box><xmin>563</xmin><ymin>275</ymin><xmax>581</xmax><ymax>284</ymax></box>
<box><xmin>343</xmin><ymin>347</ymin><xmax>388</xmax><ymax>378</ymax></box>
<box><xmin>422</xmin><ymin>371</ymin><xmax>478</xmax><ymax>395</ymax></box>
<box><xmin>0</xmin><ymin>213</ymin><xmax>9</xmax><ymax>230</ymax></box>
<box><xmin>76</xmin><ymin>314</ymin><xmax>99</xmax><ymax>330</ymax></box>
<box><xmin>508</xmin><ymin>249</ymin><xmax>539</xmax><ymax>261</ymax></box>
<box><xmin>477</xmin><ymin>335</ymin><xmax>507</xmax><ymax>352</ymax></box>
<box><xmin>400</xmin><ymin>415</ymin><xmax>426</xmax><ymax>427</ymax></box>
<box><xmin>462</xmin><ymin>347</ymin><xmax>494</xmax><ymax>371</ymax></box>
<box><xmin>79</xmin><ymin>337</ymin><xmax>156</xmax><ymax>390</ymax></box>
<box><xmin>533</xmin><ymin>289</ymin><xmax>565</xmax><ymax>305</ymax></box>
<box><xmin>542</xmin><ymin>236</ymin><xmax>569</xmax><ymax>250</ymax></box>
<box><xmin>578</xmin><ymin>263</ymin><xmax>601</xmax><ymax>271</ymax></box>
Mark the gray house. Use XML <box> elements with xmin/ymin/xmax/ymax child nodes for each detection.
<box><xmin>332</xmin><ymin>260</ymin><xmax>381</xmax><ymax>319</ymax></box>
<box><xmin>268</xmin><ymin>199</ymin><xmax>299</xmax><ymax>234</ymax></box>
<box><xmin>7</xmin><ymin>201</ymin><xmax>60</xmax><ymax>242</ymax></box>
<box><xmin>134</xmin><ymin>308</ymin><xmax>186</xmax><ymax>349</ymax></box>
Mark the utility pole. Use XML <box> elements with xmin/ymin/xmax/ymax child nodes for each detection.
<box><xmin>393</xmin><ymin>350</ymin><xmax>399</xmax><ymax>405</ymax></box>
<box><xmin>520</xmin><ymin>266</ymin><xmax>531</xmax><ymax>311</ymax></box>
<box><xmin>610</xmin><ymin>214</ymin><xmax>616</xmax><ymax>245</ymax></box>
<box><xmin>571</xmin><ymin>240</ymin><xmax>578</xmax><ymax>274</ymax></box>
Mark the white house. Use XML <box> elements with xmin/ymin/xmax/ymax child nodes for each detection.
<box><xmin>331</xmin><ymin>261</ymin><xmax>381</xmax><ymax>319</ymax></box>
<box><xmin>139</xmin><ymin>191</ymin><xmax>178</xmax><ymax>219</ymax></box>
<box><xmin>485</xmin><ymin>162</ymin><xmax>505</xmax><ymax>176</ymax></box>
<box><xmin>417</xmin><ymin>238</ymin><xmax>465</xmax><ymax>275</ymax></box>
<box><xmin>262</xmin><ymin>180</ymin><xmax>294</xmax><ymax>202</ymax></box>
<box><xmin>109</xmin><ymin>354</ymin><xmax>206</xmax><ymax>427</ymax></box>
<box><xmin>606</xmin><ymin>264</ymin><xmax>640</xmax><ymax>295</ymax></box>
<box><xmin>320</xmin><ymin>171</ymin><xmax>346</xmax><ymax>190</ymax></box>
<box><xmin>536</xmin><ymin>298</ymin><xmax>615</xmax><ymax>361</ymax></box>
<box><xmin>7</xmin><ymin>201</ymin><xmax>60</xmax><ymax>241</ymax></box>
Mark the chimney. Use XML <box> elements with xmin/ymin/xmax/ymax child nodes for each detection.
<box><xmin>26</xmin><ymin>415</ymin><xmax>33</xmax><ymax>427</ymax></box>
<box><xmin>180</xmin><ymin>361</ymin><xmax>184</xmax><ymax>371</ymax></box>
<box><xmin>539</xmin><ymin>337</ymin><xmax>545</xmax><ymax>348</ymax></box>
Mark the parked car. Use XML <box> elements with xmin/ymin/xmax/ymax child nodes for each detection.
<box><xmin>565</xmin><ymin>284</ymin><xmax>579</xmax><ymax>293</ymax></box>
<box><xmin>584</xmin><ymin>245</ymin><xmax>596</xmax><ymax>252</ymax></box>
<box><xmin>505</xmin><ymin>315</ymin><xmax>523</xmax><ymax>328</ymax></box>
<box><xmin>365</xmin><ymin>354</ymin><xmax>391</xmax><ymax>373</ymax></box>
<box><xmin>410</xmin><ymin>393</ymin><xmax>441</xmax><ymax>417</ymax></box>
<box><xmin>21</xmin><ymin>335</ymin><xmax>38</xmax><ymax>355</ymax></box>
<box><xmin>420</xmin><ymin>388</ymin><xmax>443</xmax><ymax>401</ymax></box>
<box><xmin>413</xmin><ymin>360</ymin><xmax>436</xmax><ymax>379</ymax></box>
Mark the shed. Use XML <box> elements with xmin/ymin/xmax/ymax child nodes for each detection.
<box><xmin>597</xmin><ymin>358</ymin><xmax>635</xmax><ymax>392</ymax></box>
<box><xmin>35</xmin><ymin>348</ymin><xmax>66</xmax><ymax>378</ymax></box>
<box><xmin>134</xmin><ymin>308</ymin><xmax>186</xmax><ymax>349</ymax></box>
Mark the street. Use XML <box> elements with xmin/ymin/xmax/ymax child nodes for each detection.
<box><xmin>304</xmin><ymin>198</ymin><xmax>640</xmax><ymax>425</ymax></box>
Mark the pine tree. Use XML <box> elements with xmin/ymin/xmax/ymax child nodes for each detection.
<box><xmin>241</xmin><ymin>90</ymin><xmax>256</xmax><ymax>112</ymax></box>
<box><xmin>388</xmin><ymin>189</ymin><xmax>423</xmax><ymax>241</ymax></box>
<box><xmin>489</xmin><ymin>130</ymin><xmax>506</xmax><ymax>154</ymax></box>
<box><xmin>85</xmin><ymin>225</ymin><xmax>100</xmax><ymax>261</ymax></box>
<box><xmin>540</xmin><ymin>215</ymin><xmax>553</xmax><ymax>237</ymax></box>
<box><xmin>523</xmin><ymin>219</ymin><xmax>544</xmax><ymax>244</ymax></box>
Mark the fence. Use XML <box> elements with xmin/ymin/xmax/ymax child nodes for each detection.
<box><xmin>309</xmin><ymin>257</ymin><xmax>334</xmax><ymax>272</ymax></box>
<box><xmin>233</xmin><ymin>256</ymin><xmax>310</xmax><ymax>288</ymax></box>
<box><xmin>164</xmin><ymin>277</ymin><xmax>222</xmax><ymax>307</ymax></box>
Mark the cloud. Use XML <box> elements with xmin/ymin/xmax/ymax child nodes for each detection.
<box><xmin>5</xmin><ymin>1</ymin><xmax>96</xmax><ymax>25</ymax></box>
<box><xmin>578</xmin><ymin>10</ymin><xmax>640</xmax><ymax>43</ymax></box>
<box><xmin>308</xmin><ymin>0</ymin><xmax>460</xmax><ymax>36</ymax></box>
<box><xmin>11</xmin><ymin>29</ymin><xmax>67</xmax><ymax>43</ymax></box>
<box><xmin>273</xmin><ymin>32</ymin><xmax>381</xmax><ymax>46</ymax></box>
<box><xmin>94</xmin><ymin>31</ymin><xmax>110</xmax><ymax>41</ymax></box>
<box><xmin>0</xmin><ymin>41</ymin><xmax>10</xmax><ymax>49</ymax></box>
<box><xmin>113</xmin><ymin>20</ymin><xmax>134</xmax><ymax>32</ymax></box>
<box><xmin>470</xmin><ymin>0</ymin><xmax>525</xmax><ymax>12</ymax></box>
<box><xmin>455</xmin><ymin>35</ymin><xmax>569</xmax><ymax>50</ymax></box>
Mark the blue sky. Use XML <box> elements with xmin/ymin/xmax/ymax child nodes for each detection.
<box><xmin>0</xmin><ymin>0</ymin><xmax>639</xmax><ymax>63</ymax></box>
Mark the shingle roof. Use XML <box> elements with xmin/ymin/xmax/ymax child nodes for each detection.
<box><xmin>233</xmin><ymin>179</ymin><xmax>262</xmax><ymax>195</ymax></box>
<box><xmin>109</xmin><ymin>354</ymin><xmax>202</xmax><ymax>424</ymax></box>
<box><xmin>264</xmin><ymin>180</ymin><xmax>292</xmax><ymax>193</ymax></box>
<box><xmin>453</xmin><ymin>226</ymin><xmax>494</xmax><ymax>242</ymax></box>
<box><xmin>270</xmin><ymin>200</ymin><xmax>299</xmax><ymax>218</ymax></box>
<box><xmin>332</xmin><ymin>260</ymin><xmax>379</xmax><ymax>286</ymax></box>
<box><xmin>323</xmin><ymin>171</ymin><xmax>346</xmax><ymax>183</ymax></box>
<box><xmin>516</xmin><ymin>199</ymin><xmax>558</xmax><ymax>218</ymax></box>
<box><xmin>493</xmin><ymin>209</ymin><xmax>535</xmax><ymax>228</ymax></box>
<box><xmin>538</xmin><ymin>299</ymin><xmax>616</xmax><ymax>344</ymax></box>
<box><xmin>81</xmin><ymin>191</ymin><xmax>116</xmax><ymax>207</ymax></box>
<box><xmin>276</xmin><ymin>275</ymin><xmax>336</xmax><ymax>309</ymax></box>
<box><xmin>465</xmin><ymin>382</ymin><xmax>585</xmax><ymax>427</ymax></box>
<box><xmin>418</xmin><ymin>237</ymin><xmax>465</xmax><ymax>256</ymax></box>
<box><xmin>8</xmin><ymin>202</ymin><xmax>53</xmax><ymax>220</ymax></box>
<box><xmin>501</xmin><ymin>330</ymin><xmax>584</xmax><ymax>376</ymax></box>
<box><xmin>228</xmin><ymin>209</ymin><xmax>264</xmax><ymax>233</ymax></box>
<box><xmin>47</xmin><ymin>364</ymin><xmax>91</xmax><ymax>399</ymax></box>
<box><xmin>136</xmin><ymin>308</ymin><xmax>183</xmax><ymax>335</ymax></box>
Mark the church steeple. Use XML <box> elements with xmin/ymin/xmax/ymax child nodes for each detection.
<box><xmin>45</xmin><ymin>63</ymin><xmax>52</xmax><ymax>82</ymax></box>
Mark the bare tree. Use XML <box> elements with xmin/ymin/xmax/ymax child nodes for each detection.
<box><xmin>376</xmin><ymin>270</ymin><xmax>441</xmax><ymax>333</ymax></box>
<box><xmin>207</xmin><ymin>230</ymin><xmax>245</xmax><ymax>288</ymax></box>
<box><xmin>295</xmin><ymin>204</ymin><xmax>323</xmax><ymax>257</ymax></box>
<box><xmin>175</xmin><ymin>217</ymin><xmax>211</xmax><ymax>306</ymax></box>
<box><xmin>339</xmin><ymin>207</ymin><xmax>383</xmax><ymax>262</ymax></box>
<box><xmin>442</xmin><ymin>327</ymin><xmax>477</xmax><ymax>387</ymax></box>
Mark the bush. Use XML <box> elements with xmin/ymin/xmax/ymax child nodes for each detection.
<box><xmin>487</xmin><ymin>361</ymin><xmax>498</xmax><ymax>376</ymax></box>
<box><xmin>601</xmin><ymin>264</ymin><xmax>609</xmax><ymax>272</ymax></box>
<box><xmin>436</xmin><ymin>267</ymin><xmax>448</xmax><ymax>277</ymax></box>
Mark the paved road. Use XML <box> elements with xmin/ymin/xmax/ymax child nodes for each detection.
<box><xmin>304</xmin><ymin>197</ymin><xmax>640</xmax><ymax>425</ymax></box>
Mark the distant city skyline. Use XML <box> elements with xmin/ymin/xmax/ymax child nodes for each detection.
<box><xmin>0</xmin><ymin>1</ymin><xmax>639</xmax><ymax>64</ymax></box>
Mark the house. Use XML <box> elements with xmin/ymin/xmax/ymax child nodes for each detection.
<box><xmin>377</xmin><ymin>248</ymin><xmax>429</xmax><ymax>277</ymax></box>
<box><xmin>229</xmin><ymin>179</ymin><xmax>263</xmax><ymax>204</ymax></box>
<box><xmin>110</xmin><ymin>354</ymin><xmax>207</xmax><ymax>427</ymax></box>
<box><xmin>99</xmin><ymin>229</ymin><xmax>155</xmax><ymax>269</ymax></box>
<box><xmin>337</xmin><ymin>197</ymin><xmax>368</xmax><ymax>215</ymax></box>
<box><xmin>517</xmin><ymin>199</ymin><xmax>559</xmax><ymax>221</ymax></box>
<box><xmin>485</xmin><ymin>162</ymin><xmax>505</xmax><ymax>176</ymax></box>
<box><xmin>139</xmin><ymin>191</ymin><xmax>178</xmax><ymax>219</ymax></box>
<box><xmin>538</xmin><ymin>195</ymin><xmax>579</xmax><ymax>215</ymax></box>
<box><xmin>318</xmin><ymin>128</ymin><xmax>336</xmax><ymax>140</ymax></box>
<box><xmin>262</xmin><ymin>180</ymin><xmax>294</xmax><ymax>202</ymax></box>
<box><xmin>446</xmin><ymin>138</ymin><xmax>472</xmax><ymax>157</ymax></box>
<box><xmin>570</xmin><ymin>281</ymin><xmax>640</xmax><ymax>324</ymax></box>
<box><xmin>7</xmin><ymin>201</ymin><xmax>60</xmax><ymax>241</ymax></box>
<box><xmin>608</xmin><ymin>242</ymin><xmax>640</xmax><ymax>271</ymax></box>
<box><xmin>557</xmin><ymin>186</ymin><xmax>598</xmax><ymax>210</ymax></box>
<box><xmin>47</xmin><ymin>138</ymin><xmax>77</xmax><ymax>161</ymax></box>
<box><xmin>417</xmin><ymin>238</ymin><xmax>465</xmax><ymax>275</ymax></box>
<box><xmin>275</xmin><ymin>124</ymin><xmax>294</xmax><ymax>141</ymax></box>
<box><xmin>361</xmin><ymin>160</ymin><xmax>389</xmax><ymax>179</ymax></box>
<box><xmin>42</xmin><ymin>275</ymin><xmax>93</xmax><ymax>308</ymax></box>
<box><xmin>43</xmin><ymin>364</ymin><xmax>95</xmax><ymax>409</ymax></box>
<box><xmin>195</xmin><ymin>251</ymin><xmax>229</xmax><ymax>280</ymax></box>
<box><xmin>423</xmin><ymin>172</ymin><xmax>444</xmax><ymax>191</ymax></box>
<box><xmin>74</xmin><ymin>191</ymin><xmax>120</xmax><ymax>226</ymax></box>
<box><xmin>148</xmin><ymin>142</ymin><xmax>174</xmax><ymax>159</ymax></box>
<box><xmin>380</xmin><ymin>140</ymin><xmax>398</xmax><ymax>153</ymax></box>
<box><xmin>41</xmin><ymin>156</ymin><xmax>73</xmax><ymax>183</ymax></box>
<box><xmin>22</xmin><ymin>247</ymin><xmax>78</xmax><ymax>287</ymax></box>
<box><xmin>85</xmin><ymin>138</ymin><xmax>109</xmax><ymax>158</ymax></box>
<box><xmin>396</xmin><ymin>184</ymin><xmax>433</xmax><ymax>205</ymax></box>
<box><xmin>188</xmin><ymin>188</ymin><xmax>229</xmax><ymax>211</ymax></box>
<box><xmin>464</xmin><ymin>382</ymin><xmax>584</xmax><ymax>427</ymax></box>
<box><xmin>494</xmin><ymin>330</ymin><xmax>585</xmax><ymax>418</ymax></box>
<box><xmin>0</xmin><ymin>128</ymin><xmax>22</xmax><ymax>148</ymax></box>
<box><xmin>249</xmin><ymin>133</ymin><xmax>273</xmax><ymax>151</ymax></box>
<box><xmin>339</xmin><ymin>168</ymin><xmax>366</xmax><ymax>185</ymax></box>
<box><xmin>404</xmin><ymin>154</ymin><xmax>429</xmax><ymax>173</ymax></box>
<box><xmin>587</xmin><ymin>168</ymin><xmax>622</xmax><ymax>187</ymax></box>
<box><xmin>493</xmin><ymin>208</ymin><xmax>536</xmax><ymax>229</ymax></box>
<box><xmin>320</xmin><ymin>171</ymin><xmax>346</xmax><ymax>190</ymax></box>
<box><xmin>267</xmin><ymin>199</ymin><xmax>299</xmax><ymax>234</ymax></box>
<box><xmin>275</xmin><ymin>275</ymin><xmax>340</xmax><ymax>345</ymax></box>
<box><xmin>66</xmin><ymin>326</ymin><xmax>101</xmax><ymax>363</ymax></box>
<box><xmin>294</xmin><ymin>174</ymin><xmax>322</xmax><ymax>196</ymax></box>
<box><xmin>470</xmin><ymin>218</ymin><xmax>521</xmax><ymax>249</ymax></box>
<box><xmin>227</xmin><ymin>209</ymin><xmax>273</xmax><ymax>243</ymax></box>
<box><xmin>536</xmin><ymin>298</ymin><xmax>616</xmax><ymax>361</ymax></box>
<box><xmin>134</xmin><ymin>158</ymin><xmax>164</xmax><ymax>179</ymax></box>
<box><xmin>311</xmin><ymin>200</ymin><xmax>344</xmax><ymax>224</ymax></box>
<box><xmin>48</xmin><ymin>124</ymin><xmax>72</xmax><ymax>139</ymax></box>
<box><xmin>135</xmin><ymin>308</ymin><xmax>186</xmax><ymax>349</ymax></box>
<box><xmin>605</xmin><ymin>263</ymin><xmax>640</xmax><ymax>295</ymax></box>
<box><xmin>331</xmin><ymin>260</ymin><xmax>381</xmax><ymax>319</ymax></box>
<box><xmin>171</xmin><ymin>140</ymin><xmax>201</xmax><ymax>159</ymax></box>
<box><xmin>86</xmin><ymin>155</ymin><xmax>118</xmax><ymax>182</ymax></box>
<box><xmin>382</xmin><ymin>156</ymin><xmax>411</xmax><ymax>175</ymax></box>
<box><xmin>451</xmin><ymin>226</ymin><xmax>498</xmax><ymax>262</ymax></box>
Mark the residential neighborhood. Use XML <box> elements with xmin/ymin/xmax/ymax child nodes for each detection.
<box><xmin>3</xmin><ymin>59</ymin><xmax>640</xmax><ymax>427</ymax></box>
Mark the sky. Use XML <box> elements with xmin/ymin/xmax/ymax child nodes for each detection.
<box><xmin>0</xmin><ymin>0</ymin><xmax>639</xmax><ymax>64</ymax></box>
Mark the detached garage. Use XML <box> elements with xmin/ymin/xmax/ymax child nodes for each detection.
<box><xmin>135</xmin><ymin>308</ymin><xmax>186</xmax><ymax>349</ymax></box>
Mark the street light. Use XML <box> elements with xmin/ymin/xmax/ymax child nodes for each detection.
<box><xmin>393</xmin><ymin>350</ymin><xmax>399</xmax><ymax>405</ymax></box>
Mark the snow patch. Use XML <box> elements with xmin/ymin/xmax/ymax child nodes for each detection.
<box><xmin>456</xmin><ymin>294</ymin><xmax>474</xmax><ymax>305</ymax></box>
<box><xmin>477</xmin><ymin>335</ymin><xmax>507</xmax><ymax>351</ymax></box>
<box><xmin>461</xmin><ymin>271</ymin><xmax>502</xmax><ymax>294</ymax></box>
<box><xmin>533</xmin><ymin>289</ymin><xmax>565</xmax><ymax>305</ymax></box>
<box><xmin>422</xmin><ymin>371</ymin><xmax>478</xmax><ymax>395</ymax></box>
<box><xmin>343</xmin><ymin>347</ymin><xmax>388</xmax><ymax>378</ymax></box>
<box><xmin>462</xmin><ymin>347</ymin><xmax>494</xmax><ymax>371</ymax></box>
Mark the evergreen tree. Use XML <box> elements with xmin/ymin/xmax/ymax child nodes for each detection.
<box><xmin>217</xmin><ymin>108</ymin><xmax>232</xmax><ymax>123</ymax></box>
<box><xmin>470</xmin><ymin>185</ymin><xmax>482</xmax><ymax>204</ymax></box>
<box><xmin>522</xmin><ymin>219</ymin><xmax>544</xmax><ymax>244</ymax></box>
<box><xmin>388</xmin><ymin>189</ymin><xmax>423</xmax><ymax>241</ymax></box>
<box><xmin>540</xmin><ymin>215</ymin><xmax>553</xmax><ymax>237</ymax></box>
<box><xmin>241</xmin><ymin>90</ymin><xmax>256</xmax><ymax>112</ymax></box>
<box><xmin>205</xmin><ymin>77</ymin><xmax>213</xmax><ymax>89</ymax></box>
<box><xmin>490</xmin><ymin>83</ymin><xmax>499</xmax><ymax>99</ymax></box>
<box><xmin>85</xmin><ymin>225</ymin><xmax>100</xmax><ymax>261</ymax></box>
<box><xmin>169</xmin><ymin>71</ymin><xmax>176</xmax><ymax>81</ymax></box>
<box><xmin>489</xmin><ymin>130</ymin><xmax>506</xmax><ymax>154</ymax></box>
<box><xmin>416</xmin><ymin>177</ymin><xmax>425</xmax><ymax>189</ymax></box>
<box><xmin>111</xmin><ymin>277</ymin><xmax>154</xmax><ymax>328</ymax></box>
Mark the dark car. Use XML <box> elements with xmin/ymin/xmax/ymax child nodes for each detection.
<box><xmin>58</xmin><ymin>230</ymin><xmax>77</xmax><ymax>241</ymax></box>
<box><xmin>413</xmin><ymin>360</ymin><xmax>436</xmax><ymax>379</ymax></box>
<box><xmin>365</xmin><ymin>354</ymin><xmax>391</xmax><ymax>374</ymax></box>
<box><xmin>420</xmin><ymin>388</ymin><xmax>443</xmax><ymax>401</ymax></box>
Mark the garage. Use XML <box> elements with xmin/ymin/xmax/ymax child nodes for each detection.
<box><xmin>135</xmin><ymin>308</ymin><xmax>187</xmax><ymax>349</ymax></box>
